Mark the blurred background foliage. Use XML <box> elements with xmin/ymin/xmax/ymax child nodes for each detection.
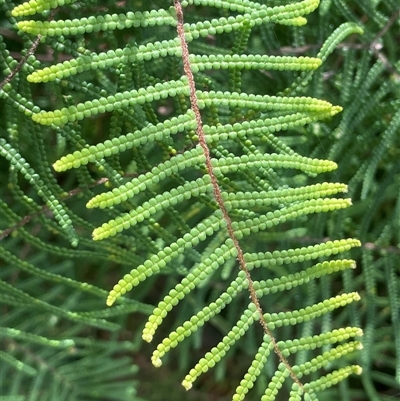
<box><xmin>1</xmin><ymin>0</ymin><xmax>399</xmax><ymax>400</ymax></box>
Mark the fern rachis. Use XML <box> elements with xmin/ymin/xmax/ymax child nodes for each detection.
<box><xmin>0</xmin><ymin>0</ymin><xmax>374</xmax><ymax>399</ymax></box>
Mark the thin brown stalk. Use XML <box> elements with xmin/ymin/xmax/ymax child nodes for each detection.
<box><xmin>0</xmin><ymin>9</ymin><xmax>57</xmax><ymax>89</ymax></box>
<box><xmin>0</xmin><ymin>34</ymin><xmax>42</xmax><ymax>90</ymax></box>
<box><xmin>173</xmin><ymin>0</ymin><xmax>305</xmax><ymax>392</ymax></box>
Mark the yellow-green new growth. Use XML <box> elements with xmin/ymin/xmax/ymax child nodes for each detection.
<box><xmin>7</xmin><ymin>0</ymin><xmax>368</xmax><ymax>397</ymax></box>
<box><xmin>12</xmin><ymin>0</ymin><xmax>78</xmax><ymax>17</ymax></box>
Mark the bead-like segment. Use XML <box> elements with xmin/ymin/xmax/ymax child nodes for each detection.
<box><xmin>16</xmin><ymin>9</ymin><xmax>175</xmax><ymax>33</ymax></box>
<box><xmin>143</xmin><ymin>243</ymin><xmax>241</xmax><ymax>343</ymax></box>
<box><xmin>92</xmin><ymin>176</ymin><xmax>212</xmax><ymax>241</ymax></box>
<box><xmin>54</xmin><ymin>111</ymin><xmax>198</xmax><ymax>173</ymax></box>
<box><xmin>32</xmin><ymin>78</ymin><xmax>190</xmax><ymax>126</ymax></box>
<box><xmin>28</xmin><ymin>39</ymin><xmax>181</xmax><ymax>83</ymax></box>
<box><xmin>106</xmin><ymin>212</ymin><xmax>224</xmax><ymax>306</ymax></box>
<box><xmin>190</xmin><ymin>54</ymin><xmax>321</xmax><ymax>73</ymax></box>
<box><xmin>12</xmin><ymin>0</ymin><xmax>78</xmax><ymax>17</ymax></box>
<box><xmin>181</xmin><ymin>308</ymin><xmax>257</xmax><ymax>389</ymax></box>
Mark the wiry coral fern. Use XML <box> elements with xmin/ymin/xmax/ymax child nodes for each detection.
<box><xmin>0</xmin><ymin>0</ymin><xmax>372</xmax><ymax>399</ymax></box>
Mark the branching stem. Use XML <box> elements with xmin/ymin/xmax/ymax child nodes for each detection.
<box><xmin>173</xmin><ymin>0</ymin><xmax>305</xmax><ymax>392</ymax></box>
<box><xmin>0</xmin><ymin>9</ymin><xmax>57</xmax><ymax>89</ymax></box>
<box><xmin>0</xmin><ymin>34</ymin><xmax>41</xmax><ymax>90</ymax></box>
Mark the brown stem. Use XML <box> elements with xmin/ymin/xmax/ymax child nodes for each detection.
<box><xmin>0</xmin><ymin>34</ymin><xmax>42</xmax><ymax>90</ymax></box>
<box><xmin>173</xmin><ymin>0</ymin><xmax>305</xmax><ymax>392</ymax></box>
<box><xmin>0</xmin><ymin>9</ymin><xmax>57</xmax><ymax>90</ymax></box>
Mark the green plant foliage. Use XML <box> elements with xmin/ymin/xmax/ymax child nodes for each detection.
<box><xmin>1</xmin><ymin>0</ymin><xmax>399</xmax><ymax>400</ymax></box>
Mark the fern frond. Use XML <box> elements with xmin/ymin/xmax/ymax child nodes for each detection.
<box><xmin>143</xmin><ymin>258</ymin><xmax>359</xmax><ymax>348</ymax></box>
<box><xmin>0</xmin><ymin>138</ymin><xmax>78</xmax><ymax>245</ymax></box>
<box><xmin>361</xmin><ymin>109</ymin><xmax>400</xmax><ymax>199</ymax></box>
<box><xmin>179</xmin><ymin>293</ymin><xmax>361</xmax><ymax>391</ymax></box>
<box><xmin>0</xmin><ymin>350</ymin><xmax>37</xmax><ymax>377</ymax></box>
<box><xmin>0</xmin><ymin>279</ymin><xmax>119</xmax><ymax>331</ymax></box>
<box><xmin>3</xmin><ymin>0</ymin><xmax>380</xmax><ymax>398</ymax></box>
